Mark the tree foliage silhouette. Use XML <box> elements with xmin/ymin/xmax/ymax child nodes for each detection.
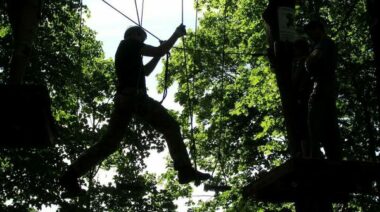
<box><xmin>0</xmin><ymin>0</ymin><xmax>378</xmax><ymax>211</ymax></box>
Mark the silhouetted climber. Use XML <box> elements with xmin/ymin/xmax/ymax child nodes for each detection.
<box><xmin>60</xmin><ymin>25</ymin><xmax>211</xmax><ymax>198</ymax></box>
<box><xmin>6</xmin><ymin>0</ymin><xmax>41</xmax><ymax>84</ymax></box>
<box><xmin>304</xmin><ymin>20</ymin><xmax>341</xmax><ymax>160</ymax></box>
<box><xmin>291</xmin><ymin>38</ymin><xmax>313</xmax><ymax>157</ymax></box>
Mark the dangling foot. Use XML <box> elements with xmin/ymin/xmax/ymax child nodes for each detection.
<box><xmin>178</xmin><ymin>166</ymin><xmax>211</xmax><ymax>185</ymax></box>
<box><xmin>59</xmin><ymin>173</ymin><xmax>86</xmax><ymax>198</ymax></box>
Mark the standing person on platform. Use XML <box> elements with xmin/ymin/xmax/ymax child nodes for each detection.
<box><xmin>304</xmin><ymin>20</ymin><xmax>341</xmax><ymax>160</ymax></box>
<box><xmin>291</xmin><ymin>38</ymin><xmax>313</xmax><ymax>157</ymax></box>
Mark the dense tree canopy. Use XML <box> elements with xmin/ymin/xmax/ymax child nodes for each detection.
<box><xmin>0</xmin><ymin>0</ymin><xmax>378</xmax><ymax>211</ymax></box>
<box><xmin>162</xmin><ymin>0</ymin><xmax>379</xmax><ymax>210</ymax></box>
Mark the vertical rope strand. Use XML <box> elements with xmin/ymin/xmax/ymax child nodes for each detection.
<box><xmin>140</xmin><ymin>0</ymin><xmax>145</xmax><ymax>26</ymax></box>
<box><xmin>134</xmin><ymin>0</ymin><xmax>141</xmax><ymax>25</ymax></box>
<box><xmin>181</xmin><ymin>0</ymin><xmax>197</xmax><ymax>170</ymax></box>
<box><xmin>181</xmin><ymin>0</ymin><xmax>184</xmax><ymax>24</ymax></box>
<box><xmin>219</xmin><ymin>0</ymin><xmax>229</xmax><ymax>184</ymax></box>
<box><xmin>78</xmin><ymin>0</ymin><xmax>83</xmax><ymax>67</ymax></box>
<box><xmin>191</xmin><ymin>0</ymin><xmax>200</xmax><ymax>170</ymax></box>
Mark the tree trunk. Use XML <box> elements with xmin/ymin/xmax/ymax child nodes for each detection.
<box><xmin>366</xmin><ymin>0</ymin><xmax>380</xmax><ymax>128</ymax></box>
<box><xmin>6</xmin><ymin>0</ymin><xmax>41</xmax><ymax>84</ymax></box>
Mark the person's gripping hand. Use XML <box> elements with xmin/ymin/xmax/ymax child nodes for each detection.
<box><xmin>174</xmin><ymin>24</ymin><xmax>187</xmax><ymax>37</ymax></box>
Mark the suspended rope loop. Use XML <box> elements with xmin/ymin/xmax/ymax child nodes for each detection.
<box><xmin>160</xmin><ymin>53</ymin><xmax>170</xmax><ymax>104</ymax></box>
<box><xmin>102</xmin><ymin>0</ymin><xmax>162</xmax><ymax>42</ymax></box>
<box><xmin>134</xmin><ymin>0</ymin><xmax>141</xmax><ymax>25</ymax></box>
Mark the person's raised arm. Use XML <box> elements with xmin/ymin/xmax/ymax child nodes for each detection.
<box><xmin>141</xmin><ymin>24</ymin><xmax>186</xmax><ymax>57</ymax></box>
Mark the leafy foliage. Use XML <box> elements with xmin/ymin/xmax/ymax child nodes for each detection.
<box><xmin>161</xmin><ymin>0</ymin><xmax>379</xmax><ymax>211</ymax></box>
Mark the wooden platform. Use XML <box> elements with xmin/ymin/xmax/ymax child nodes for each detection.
<box><xmin>0</xmin><ymin>84</ymin><xmax>55</xmax><ymax>148</ymax></box>
<box><xmin>243</xmin><ymin>158</ymin><xmax>380</xmax><ymax>203</ymax></box>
